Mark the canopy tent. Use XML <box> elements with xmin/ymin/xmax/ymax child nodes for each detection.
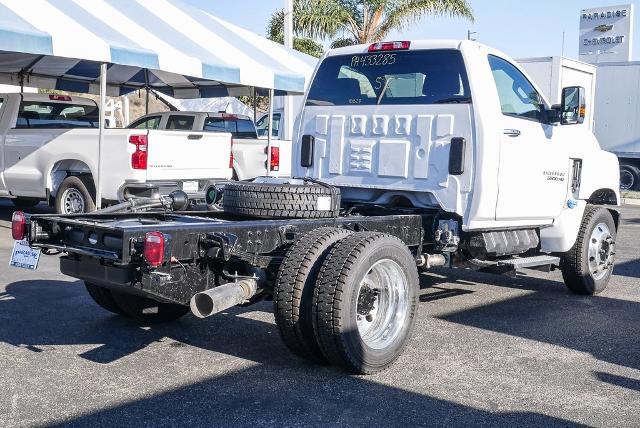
<box><xmin>0</xmin><ymin>0</ymin><xmax>318</xmax><ymax>208</ymax></box>
<box><xmin>0</xmin><ymin>0</ymin><xmax>316</xmax><ymax>97</ymax></box>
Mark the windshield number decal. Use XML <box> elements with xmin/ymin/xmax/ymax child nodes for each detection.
<box><xmin>350</xmin><ymin>54</ymin><xmax>397</xmax><ymax>68</ymax></box>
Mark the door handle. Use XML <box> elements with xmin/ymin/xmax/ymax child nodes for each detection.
<box><xmin>503</xmin><ymin>129</ymin><xmax>521</xmax><ymax>137</ymax></box>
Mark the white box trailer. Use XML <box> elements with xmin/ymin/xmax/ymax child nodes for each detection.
<box><xmin>591</xmin><ymin>62</ymin><xmax>640</xmax><ymax>190</ymax></box>
<box><xmin>518</xmin><ymin>56</ymin><xmax>597</xmax><ymax>131</ymax></box>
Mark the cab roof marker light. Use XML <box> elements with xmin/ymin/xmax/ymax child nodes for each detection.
<box><xmin>49</xmin><ymin>94</ymin><xmax>72</xmax><ymax>101</ymax></box>
<box><xmin>368</xmin><ymin>41</ymin><xmax>411</xmax><ymax>52</ymax></box>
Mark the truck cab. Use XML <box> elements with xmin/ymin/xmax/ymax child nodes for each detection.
<box><xmin>294</xmin><ymin>40</ymin><xmax>619</xmax><ymax>253</ymax></box>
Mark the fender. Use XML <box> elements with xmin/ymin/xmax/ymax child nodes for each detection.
<box><xmin>540</xmin><ymin>201</ymin><xmax>586</xmax><ymax>253</ymax></box>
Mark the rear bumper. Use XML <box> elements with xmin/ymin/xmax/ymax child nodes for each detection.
<box><xmin>118</xmin><ymin>179</ymin><xmax>225</xmax><ymax>202</ymax></box>
<box><xmin>60</xmin><ymin>256</ymin><xmax>200</xmax><ymax>305</ymax></box>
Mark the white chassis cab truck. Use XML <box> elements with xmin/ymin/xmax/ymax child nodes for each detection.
<box><xmin>18</xmin><ymin>41</ymin><xmax>620</xmax><ymax>374</ymax></box>
<box><xmin>0</xmin><ymin>93</ymin><xmax>232</xmax><ymax>213</ymax></box>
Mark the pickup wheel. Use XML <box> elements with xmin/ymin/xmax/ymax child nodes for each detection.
<box><xmin>223</xmin><ymin>181</ymin><xmax>340</xmax><ymax>219</ymax></box>
<box><xmin>312</xmin><ymin>233</ymin><xmax>419</xmax><ymax>374</ymax></box>
<box><xmin>274</xmin><ymin>227</ymin><xmax>352</xmax><ymax>364</ymax></box>
<box><xmin>561</xmin><ymin>206</ymin><xmax>617</xmax><ymax>295</ymax></box>
<box><xmin>109</xmin><ymin>291</ymin><xmax>190</xmax><ymax>323</ymax></box>
<box><xmin>84</xmin><ymin>283</ymin><xmax>125</xmax><ymax>315</ymax></box>
<box><xmin>620</xmin><ymin>164</ymin><xmax>640</xmax><ymax>191</ymax></box>
<box><xmin>55</xmin><ymin>176</ymin><xmax>96</xmax><ymax>214</ymax></box>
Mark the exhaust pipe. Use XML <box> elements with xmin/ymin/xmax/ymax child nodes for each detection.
<box><xmin>416</xmin><ymin>253</ymin><xmax>447</xmax><ymax>269</ymax></box>
<box><xmin>190</xmin><ymin>279</ymin><xmax>257</xmax><ymax>318</ymax></box>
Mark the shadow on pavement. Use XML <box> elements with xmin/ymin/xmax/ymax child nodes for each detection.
<box><xmin>595</xmin><ymin>372</ymin><xmax>640</xmax><ymax>393</ymax></box>
<box><xmin>434</xmin><ymin>269</ymin><xmax>640</xmax><ymax>372</ymax></box>
<box><xmin>0</xmin><ymin>277</ymin><xmax>580</xmax><ymax>426</ymax></box>
<box><xmin>612</xmin><ymin>258</ymin><xmax>640</xmax><ymax>279</ymax></box>
<box><xmin>54</xmin><ymin>365</ymin><xmax>576</xmax><ymax>427</ymax></box>
<box><xmin>0</xmin><ymin>200</ymin><xmax>54</xmax><ymax>223</ymax></box>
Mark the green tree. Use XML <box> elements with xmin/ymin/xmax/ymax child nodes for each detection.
<box><xmin>270</xmin><ymin>0</ymin><xmax>474</xmax><ymax>49</ymax></box>
<box><xmin>268</xmin><ymin>10</ymin><xmax>325</xmax><ymax>58</ymax></box>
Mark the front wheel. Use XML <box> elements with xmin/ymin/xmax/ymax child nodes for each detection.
<box><xmin>312</xmin><ymin>233</ymin><xmax>419</xmax><ymax>374</ymax></box>
<box><xmin>560</xmin><ymin>206</ymin><xmax>617</xmax><ymax>295</ymax></box>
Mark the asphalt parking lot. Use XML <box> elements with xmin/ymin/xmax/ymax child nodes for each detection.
<box><xmin>0</xmin><ymin>201</ymin><xmax>638</xmax><ymax>427</ymax></box>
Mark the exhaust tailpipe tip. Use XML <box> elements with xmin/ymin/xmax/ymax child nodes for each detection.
<box><xmin>190</xmin><ymin>279</ymin><xmax>257</xmax><ymax>319</ymax></box>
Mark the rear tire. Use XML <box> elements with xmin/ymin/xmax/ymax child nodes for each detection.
<box><xmin>84</xmin><ymin>282</ymin><xmax>125</xmax><ymax>315</ymax></box>
<box><xmin>312</xmin><ymin>233</ymin><xmax>419</xmax><ymax>374</ymax></box>
<box><xmin>274</xmin><ymin>227</ymin><xmax>352</xmax><ymax>364</ymax></box>
<box><xmin>620</xmin><ymin>164</ymin><xmax>640</xmax><ymax>191</ymax></box>
<box><xmin>560</xmin><ymin>206</ymin><xmax>617</xmax><ymax>295</ymax></box>
<box><xmin>109</xmin><ymin>291</ymin><xmax>190</xmax><ymax>323</ymax></box>
<box><xmin>55</xmin><ymin>176</ymin><xmax>96</xmax><ymax>214</ymax></box>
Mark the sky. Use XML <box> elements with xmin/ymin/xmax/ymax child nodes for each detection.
<box><xmin>185</xmin><ymin>0</ymin><xmax>639</xmax><ymax>61</ymax></box>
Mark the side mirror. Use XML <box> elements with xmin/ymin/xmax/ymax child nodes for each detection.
<box><xmin>560</xmin><ymin>86</ymin><xmax>586</xmax><ymax>125</ymax></box>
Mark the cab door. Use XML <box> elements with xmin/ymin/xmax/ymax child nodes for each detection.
<box><xmin>489</xmin><ymin>55</ymin><xmax>570</xmax><ymax>223</ymax></box>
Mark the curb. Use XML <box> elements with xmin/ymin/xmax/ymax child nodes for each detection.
<box><xmin>622</xmin><ymin>198</ymin><xmax>640</xmax><ymax>206</ymax></box>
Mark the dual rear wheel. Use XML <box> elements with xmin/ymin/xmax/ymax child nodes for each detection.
<box><xmin>274</xmin><ymin>228</ymin><xmax>419</xmax><ymax>374</ymax></box>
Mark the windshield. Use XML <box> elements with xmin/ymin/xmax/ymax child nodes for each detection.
<box><xmin>15</xmin><ymin>101</ymin><xmax>99</xmax><ymax>128</ymax></box>
<box><xmin>306</xmin><ymin>49</ymin><xmax>471</xmax><ymax>106</ymax></box>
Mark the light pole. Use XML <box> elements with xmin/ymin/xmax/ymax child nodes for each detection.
<box><xmin>283</xmin><ymin>0</ymin><xmax>294</xmax><ymax>143</ymax></box>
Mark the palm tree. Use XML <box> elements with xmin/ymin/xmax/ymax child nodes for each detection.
<box><xmin>269</xmin><ymin>0</ymin><xmax>474</xmax><ymax>49</ymax></box>
<box><xmin>267</xmin><ymin>10</ymin><xmax>325</xmax><ymax>57</ymax></box>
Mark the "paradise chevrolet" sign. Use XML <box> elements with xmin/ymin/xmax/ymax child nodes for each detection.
<box><xmin>579</xmin><ymin>4</ymin><xmax>634</xmax><ymax>63</ymax></box>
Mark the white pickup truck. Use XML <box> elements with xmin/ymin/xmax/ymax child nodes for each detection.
<box><xmin>22</xmin><ymin>40</ymin><xmax>620</xmax><ymax>375</ymax></box>
<box><xmin>129</xmin><ymin>111</ymin><xmax>291</xmax><ymax>180</ymax></box>
<box><xmin>0</xmin><ymin>93</ymin><xmax>232</xmax><ymax>213</ymax></box>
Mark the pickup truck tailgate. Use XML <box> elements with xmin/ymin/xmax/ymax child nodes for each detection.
<box><xmin>145</xmin><ymin>130</ymin><xmax>232</xmax><ymax>181</ymax></box>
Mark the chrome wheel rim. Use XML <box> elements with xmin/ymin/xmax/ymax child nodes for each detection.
<box><xmin>61</xmin><ymin>188</ymin><xmax>85</xmax><ymax>214</ymax></box>
<box><xmin>356</xmin><ymin>259</ymin><xmax>409</xmax><ymax>350</ymax></box>
<box><xmin>588</xmin><ymin>222</ymin><xmax>615</xmax><ymax>281</ymax></box>
<box><xmin>620</xmin><ymin>170</ymin><xmax>634</xmax><ymax>190</ymax></box>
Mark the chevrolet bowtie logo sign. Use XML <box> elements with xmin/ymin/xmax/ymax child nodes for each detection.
<box><xmin>595</xmin><ymin>24</ymin><xmax>614</xmax><ymax>32</ymax></box>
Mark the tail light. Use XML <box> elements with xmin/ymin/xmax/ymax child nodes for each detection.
<box><xmin>229</xmin><ymin>138</ymin><xmax>234</xmax><ymax>169</ymax></box>
<box><xmin>143</xmin><ymin>231</ymin><xmax>165</xmax><ymax>268</ymax></box>
<box><xmin>368</xmin><ymin>41</ymin><xmax>410</xmax><ymax>52</ymax></box>
<box><xmin>12</xmin><ymin>211</ymin><xmax>26</xmax><ymax>240</ymax></box>
<box><xmin>130</xmin><ymin>135</ymin><xmax>148</xmax><ymax>170</ymax></box>
<box><xmin>270</xmin><ymin>146</ymin><xmax>280</xmax><ymax>171</ymax></box>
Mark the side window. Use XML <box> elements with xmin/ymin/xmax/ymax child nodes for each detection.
<box><xmin>488</xmin><ymin>55</ymin><xmax>544</xmax><ymax>122</ymax></box>
<box><xmin>166</xmin><ymin>115</ymin><xmax>195</xmax><ymax>130</ymax></box>
<box><xmin>130</xmin><ymin>116</ymin><xmax>161</xmax><ymax>130</ymax></box>
<box><xmin>256</xmin><ymin>113</ymin><xmax>281</xmax><ymax>138</ymax></box>
<box><xmin>271</xmin><ymin>113</ymin><xmax>281</xmax><ymax>137</ymax></box>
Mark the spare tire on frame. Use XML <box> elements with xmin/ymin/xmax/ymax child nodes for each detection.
<box><xmin>222</xmin><ymin>180</ymin><xmax>340</xmax><ymax>219</ymax></box>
